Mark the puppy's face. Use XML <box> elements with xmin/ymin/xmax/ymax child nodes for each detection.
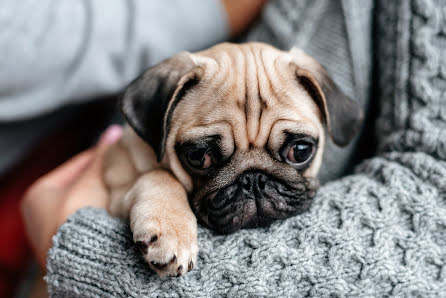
<box><xmin>121</xmin><ymin>43</ymin><xmax>362</xmax><ymax>234</ymax></box>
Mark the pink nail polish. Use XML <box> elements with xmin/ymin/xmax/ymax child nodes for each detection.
<box><xmin>100</xmin><ymin>125</ymin><xmax>123</xmax><ymax>145</ymax></box>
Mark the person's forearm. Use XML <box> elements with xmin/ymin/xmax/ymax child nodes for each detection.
<box><xmin>46</xmin><ymin>146</ymin><xmax>446</xmax><ymax>297</ymax></box>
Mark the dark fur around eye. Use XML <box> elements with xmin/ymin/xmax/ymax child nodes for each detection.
<box><xmin>175</xmin><ymin>136</ymin><xmax>225</xmax><ymax>175</ymax></box>
<box><xmin>280</xmin><ymin>132</ymin><xmax>318</xmax><ymax>171</ymax></box>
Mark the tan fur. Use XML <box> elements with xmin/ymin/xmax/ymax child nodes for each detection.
<box><xmin>103</xmin><ymin>43</ymin><xmax>331</xmax><ymax>277</ymax></box>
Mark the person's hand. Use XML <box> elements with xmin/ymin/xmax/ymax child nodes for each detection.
<box><xmin>21</xmin><ymin>125</ymin><xmax>123</xmax><ymax>268</ymax></box>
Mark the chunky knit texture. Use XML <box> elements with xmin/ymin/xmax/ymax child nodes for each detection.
<box><xmin>46</xmin><ymin>0</ymin><xmax>446</xmax><ymax>296</ymax></box>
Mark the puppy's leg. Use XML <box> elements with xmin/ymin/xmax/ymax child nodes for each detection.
<box><xmin>103</xmin><ymin>140</ymin><xmax>139</xmax><ymax>218</ymax></box>
<box><xmin>127</xmin><ymin>169</ymin><xmax>198</xmax><ymax>277</ymax></box>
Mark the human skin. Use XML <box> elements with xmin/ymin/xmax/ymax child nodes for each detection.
<box><xmin>21</xmin><ymin>125</ymin><xmax>123</xmax><ymax>267</ymax></box>
<box><xmin>222</xmin><ymin>0</ymin><xmax>269</xmax><ymax>36</ymax></box>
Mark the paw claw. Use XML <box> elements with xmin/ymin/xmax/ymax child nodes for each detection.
<box><xmin>135</xmin><ymin>241</ymin><xmax>148</xmax><ymax>254</ymax></box>
<box><xmin>177</xmin><ymin>265</ymin><xmax>183</xmax><ymax>276</ymax></box>
<box><xmin>135</xmin><ymin>234</ymin><xmax>159</xmax><ymax>254</ymax></box>
<box><xmin>131</xmin><ymin>209</ymin><xmax>197</xmax><ymax>277</ymax></box>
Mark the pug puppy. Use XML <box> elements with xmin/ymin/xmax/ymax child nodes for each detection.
<box><xmin>103</xmin><ymin>42</ymin><xmax>363</xmax><ymax>277</ymax></box>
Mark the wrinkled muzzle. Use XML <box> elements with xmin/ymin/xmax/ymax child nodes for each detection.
<box><xmin>197</xmin><ymin>170</ymin><xmax>319</xmax><ymax>234</ymax></box>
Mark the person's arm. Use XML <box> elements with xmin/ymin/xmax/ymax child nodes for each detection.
<box><xmin>22</xmin><ymin>0</ymin><xmax>446</xmax><ymax>296</ymax></box>
<box><xmin>38</xmin><ymin>1</ymin><xmax>446</xmax><ymax>297</ymax></box>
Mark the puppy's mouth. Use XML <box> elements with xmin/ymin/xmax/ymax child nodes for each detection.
<box><xmin>193</xmin><ymin>170</ymin><xmax>319</xmax><ymax>234</ymax></box>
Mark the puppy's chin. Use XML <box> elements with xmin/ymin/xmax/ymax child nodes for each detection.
<box><xmin>194</xmin><ymin>170</ymin><xmax>319</xmax><ymax>234</ymax></box>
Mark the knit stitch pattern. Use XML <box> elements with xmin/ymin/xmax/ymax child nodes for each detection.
<box><xmin>46</xmin><ymin>0</ymin><xmax>446</xmax><ymax>296</ymax></box>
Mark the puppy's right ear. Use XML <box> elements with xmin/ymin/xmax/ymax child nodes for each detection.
<box><xmin>120</xmin><ymin>52</ymin><xmax>202</xmax><ymax>161</ymax></box>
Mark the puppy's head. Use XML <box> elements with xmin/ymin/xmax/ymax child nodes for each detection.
<box><xmin>121</xmin><ymin>42</ymin><xmax>363</xmax><ymax>234</ymax></box>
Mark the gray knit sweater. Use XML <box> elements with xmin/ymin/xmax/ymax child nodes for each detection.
<box><xmin>46</xmin><ymin>0</ymin><xmax>446</xmax><ymax>297</ymax></box>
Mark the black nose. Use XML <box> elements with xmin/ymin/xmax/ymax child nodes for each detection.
<box><xmin>238</xmin><ymin>171</ymin><xmax>268</xmax><ymax>192</ymax></box>
<box><xmin>207</xmin><ymin>171</ymin><xmax>268</xmax><ymax>211</ymax></box>
<box><xmin>203</xmin><ymin>170</ymin><xmax>316</xmax><ymax>234</ymax></box>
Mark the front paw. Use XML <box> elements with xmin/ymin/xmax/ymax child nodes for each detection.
<box><xmin>132</xmin><ymin>213</ymin><xmax>198</xmax><ymax>277</ymax></box>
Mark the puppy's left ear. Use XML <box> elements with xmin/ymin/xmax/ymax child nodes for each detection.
<box><xmin>120</xmin><ymin>52</ymin><xmax>202</xmax><ymax>161</ymax></box>
<box><xmin>289</xmin><ymin>48</ymin><xmax>363</xmax><ymax>147</ymax></box>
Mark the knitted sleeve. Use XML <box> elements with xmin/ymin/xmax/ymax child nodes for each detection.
<box><xmin>46</xmin><ymin>1</ymin><xmax>446</xmax><ymax>297</ymax></box>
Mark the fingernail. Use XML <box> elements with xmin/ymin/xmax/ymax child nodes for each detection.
<box><xmin>99</xmin><ymin>125</ymin><xmax>123</xmax><ymax>145</ymax></box>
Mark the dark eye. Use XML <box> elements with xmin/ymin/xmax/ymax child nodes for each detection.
<box><xmin>185</xmin><ymin>148</ymin><xmax>212</xmax><ymax>170</ymax></box>
<box><xmin>286</xmin><ymin>141</ymin><xmax>314</xmax><ymax>165</ymax></box>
